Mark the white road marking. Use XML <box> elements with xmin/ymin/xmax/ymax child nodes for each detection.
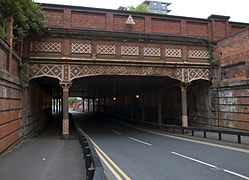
<box><xmin>224</xmin><ymin>170</ymin><xmax>249</xmax><ymax>180</ymax></box>
<box><xmin>111</xmin><ymin>130</ymin><xmax>122</xmax><ymax>135</ymax></box>
<box><xmin>171</xmin><ymin>152</ymin><xmax>249</xmax><ymax>180</ymax></box>
<box><xmin>171</xmin><ymin>152</ymin><xmax>216</xmax><ymax>168</ymax></box>
<box><xmin>128</xmin><ymin>137</ymin><xmax>152</xmax><ymax>146</ymax></box>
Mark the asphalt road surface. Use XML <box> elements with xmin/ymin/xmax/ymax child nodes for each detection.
<box><xmin>73</xmin><ymin>112</ymin><xmax>249</xmax><ymax>180</ymax></box>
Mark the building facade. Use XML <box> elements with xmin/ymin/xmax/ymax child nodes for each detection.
<box><xmin>143</xmin><ymin>0</ymin><xmax>171</xmax><ymax>14</ymax></box>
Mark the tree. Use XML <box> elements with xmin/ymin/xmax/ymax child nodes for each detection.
<box><xmin>0</xmin><ymin>0</ymin><xmax>46</xmax><ymax>39</ymax></box>
<box><xmin>68</xmin><ymin>97</ymin><xmax>79</xmax><ymax>104</ymax></box>
<box><xmin>128</xmin><ymin>4</ymin><xmax>148</xmax><ymax>13</ymax></box>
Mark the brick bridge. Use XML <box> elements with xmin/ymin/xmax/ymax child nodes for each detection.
<box><xmin>26</xmin><ymin>4</ymin><xmax>248</xmax><ymax>135</ymax></box>
<box><xmin>1</xmin><ymin>3</ymin><xmax>248</xmax><ymax>153</ymax></box>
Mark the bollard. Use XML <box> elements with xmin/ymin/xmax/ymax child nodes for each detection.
<box><xmin>85</xmin><ymin>154</ymin><xmax>92</xmax><ymax>169</ymax></box>
<box><xmin>83</xmin><ymin>146</ymin><xmax>90</xmax><ymax>158</ymax></box>
<box><xmin>204</xmin><ymin>131</ymin><xmax>206</xmax><ymax>138</ymax></box>
<box><xmin>219</xmin><ymin>133</ymin><xmax>222</xmax><ymax>141</ymax></box>
<box><xmin>83</xmin><ymin>140</ymin><xmax>88</xmax><ymax>147</ymax></box>
<box><xmin>86</xmin><ymin>167</ymin><xmax>95</xmax><ymax>180</ymax></box>
<box><xmin>238</xmin><ymin>135</ymin><xmax>241</xmax><ymax>144</ymax></box>
<box><xmin>192</xmin><ymin>130</ymin><xmax>194</xmax><ymax>136</ymax></box>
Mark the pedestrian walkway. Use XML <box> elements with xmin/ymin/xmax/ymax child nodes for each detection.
<box><xmin>0</xmin><ymin>116</ymin><xmax>85</xmax><ymax>180</ymax></box>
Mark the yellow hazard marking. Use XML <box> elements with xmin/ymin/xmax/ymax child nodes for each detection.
<box><xmin>88</xmin><ymin>136</ymin><xmax>131</xmax><ymax>180</ymax></box>
<box><xmin>94</xmin><ymin>148</ymin><xmax>122</xmax><ymax>180</ymax></box>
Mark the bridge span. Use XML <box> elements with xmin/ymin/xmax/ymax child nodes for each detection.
<box><xmin>1</xmin><ymin>2</ymin><xmax>249</xmax><ymax>179</ymax></box>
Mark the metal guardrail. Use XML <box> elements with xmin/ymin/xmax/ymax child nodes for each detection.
<box><xmin>70</xmin><ymin>114</ymin><xmax>104</xmax><ymax>180</ymax></box>
<box><xmin>106</xmin><ymin>114</ymin><xmax>249</xmax><ymax>144</ymax></box>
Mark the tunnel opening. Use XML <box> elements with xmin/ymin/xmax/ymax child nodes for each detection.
<box><xmin>70</xmin><ymin>75</ymin><xmax>183</xmax><ymax>126</ymax></box>
<box><xmin>26</xmin><ymin>75</ymin><xmax>214</xmax><ymax>136</ymax></box>
<box><xmin>27</xmin><ymin>76</ymin><xmax>61</xmax><ymax>136</ymax></box>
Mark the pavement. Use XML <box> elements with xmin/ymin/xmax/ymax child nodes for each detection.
<box><xmin>74</xmin><ymin>112</ymin><xmax>249</xmax><ymax>180</ymax></box>
<box><xmin>0</xmin><ymin>115</ymin><xmax>85</xmax><ymax>180</ymax></box>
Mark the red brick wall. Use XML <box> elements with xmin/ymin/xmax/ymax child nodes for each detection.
<box><xmin>212</xmin><ymin>27</ymin><xmax>249</xmax><ymax>130</ymax></box>
<box><xmin>71</xmin><ymin>11</ymin><xmax>106</xmax><ymax>29</ymax></box>
<box><xmin>187</xmin><ymin>22</ymin><xmax>208</xmax><ymax>38</ymax></box>
<box><xmin>0</xmin><ymin>35</ymin><xmax>52</xmax><ymax>154</ymax></box>
<box><xmin>215</xmin><ymin>21</ymin><xmax>227</xmax><ymax>38</ymax></box>
<box><xmin>230</xmin><ymin>25</ymin><xmax>246</xmax><ymax>35</ymax></box>
<box><xmin>0</xmin><ymin>36</ymin><xmax>23</xmax><ymax>154</ymax></box>
<box><xmin>0</xmin><ymin>82</ymin><xmax>22</xmax><ymax>154</ymax></box>
<box><xmin>0</xmin><ymin>48</ymin><xmax>7</xmax><ymax>70</ymax></box>
<box><xmin>151</xmin><ymin>18</ymin><xmax>181</xmax><ymax>35</ymax></box>
<box><xmin>217</xmin><ymin>27</ymin><xmax>249</xmax><ymax>81</ymax></box>
<box><xmin>42</xmin><ymin>4</ymin><xmax>248</xmax><ymax>41</ymax></box>
<box><xmin>45</xmin><ymin>9</ymin><xmax>64</xmax><ymax>27</ymax></box>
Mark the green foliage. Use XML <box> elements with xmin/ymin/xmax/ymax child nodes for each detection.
<box><xmin>19</xmin><ymin>62</ymin><xmax>37</xmax><ymax>88</ymax></box>
<box><xmin>211</xmin><ymin>58</ymin><xmax>219</xmax><ymax>66</ymax></box>
<box><xmin>209</xmin><ymin>44</ymin><xmax>219</xmax><ymax>67</ymax></box>
<box><xmin>0</xmin><ymin>0</ymin><xmax>47</xmax><ymax>39</ymax></box>
<box><xmin>128</xmin><ymin>4</ymin><xmax>148</xmax><ymax>13</ymax></box>
<box><xmin>68</xmin><ymin>97</ymin><xmax>78</xmax><ymax>104</ymax></box>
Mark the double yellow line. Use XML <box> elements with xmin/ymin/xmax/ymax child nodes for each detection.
<box><xmin>88</xmin><ymin>137</ymin><xmax>131</xmax><ymax>180</ymax></box>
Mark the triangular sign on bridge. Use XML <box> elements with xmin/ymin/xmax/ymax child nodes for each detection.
<box><xmin>125</xmin><ymin>15</ymin><xmax>136</xmax><ymax>25</ymax></box>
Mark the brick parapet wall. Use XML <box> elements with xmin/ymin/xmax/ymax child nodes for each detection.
<box><xmin>42</xmin><ymin>3</ymin><xmax>248</xmax><ymax>41</ymax></box>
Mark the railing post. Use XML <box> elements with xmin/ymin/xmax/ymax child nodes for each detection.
<box><xmin>82</xmin><ymin>98</ymin><xmax>85</xmax><ymax>112</ymax></box>
<box><xmin>158</xmin><ymin>91</ymin><xmax>162</xmax><ymax>125</ymax></box>
<box><xmin>93</xmin><ymin>98</ymin><xmax>95</xmax><ymax>113</ymax></box>
<box><xmin>83</xmin><ymin>140</ymin><xmax>88</xmax><ymax>147</ymax></box>
<box><xmin>86</xmin><ymin>167</ymin><xmax>95</xmax><ymax>180</ymax></box>
<box><xmin>85</xmin><ymin>154</ymin><xmax>92</xmax><ymax>169</ymax></box>
<box><xmin>219</xmin><ymin>133</ymin><xmax>222</xmax><ymax>140</ymax></box>
<box><xmin>88</xmin><ymin>98</ymin><xmax>90</xmax><ymax>112</ymax></box>
<box><xmin>6</xmin><ymin>16</ymin><xmax>13</xmax><ymax>72</ymax></box>
<box><xmin>204</xmin><ymin>131</ymin><xmax>206</xmax><ymax>138</ymax></box>
<box><xmin>84</xmin><ymin>146</ymin><xmax>90</xmax><ymax>158</ymax></box>
<box><xmin>238</xmin><ymin>135</ymin><xmax>241</xmax><ymax>144</ymax></box>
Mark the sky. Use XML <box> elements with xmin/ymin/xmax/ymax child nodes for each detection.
<box><xmin>35</xmin><ymin>0</ymin><xmax>249</xmax><ymax>23</ymax></box>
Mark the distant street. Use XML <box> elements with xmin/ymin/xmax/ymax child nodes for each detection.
<box><xmin>73</xmin><ymin>112</ymin><xmax>249</xmax><ymax>180</ymax></box>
